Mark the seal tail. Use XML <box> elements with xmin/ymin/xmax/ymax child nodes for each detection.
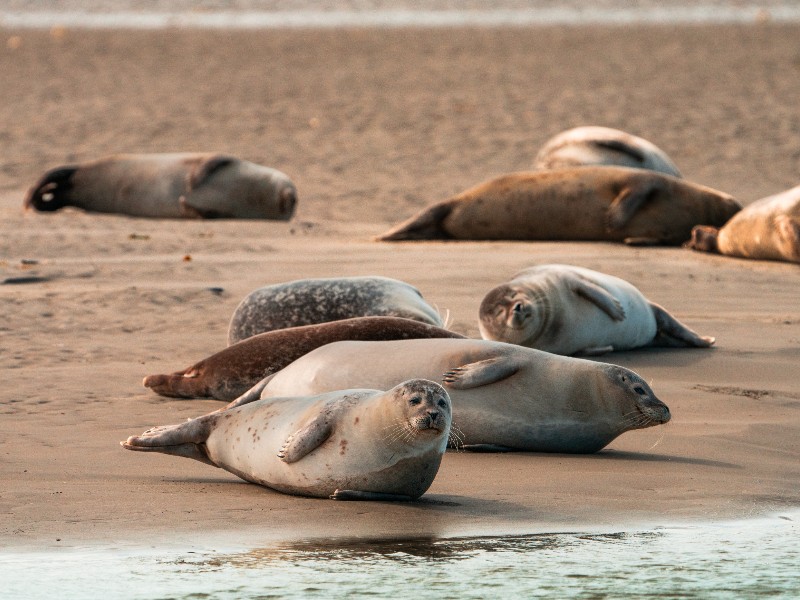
<box><xmin>374</xmin><ymin>203</ymin><xmax>454</xmax><ymax>241</ymax></box>
<box><xmin>121</xmin><ymin>416</ymin><xmax>218</xmax><ymax>466</ymax></box>
<box><xmin>24</xmin><ymin>165</ymin><xmax>78</xmax><ymax>212</ymax></box>
<box><xmin>142</xmin><ymin>369</ymin><xmax>211</xmax><ymax>399</ymax></box>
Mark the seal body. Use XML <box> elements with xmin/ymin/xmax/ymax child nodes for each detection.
<box><xmin>688</xmin><ymin>185</ymin><xmax>800</xmax><ymax>263</ymax></box>
<box><xmin>24</xmin><ymin>153</ymin><xmax>297</xmax><ymax>220</ymax></box>
<box><xmin>123</xmin><ymin>380</ymin><xmax>452</xmax><ymax>500</ymax></box>
<box><xmin>534</xmin><ymin>126</ymin><xmax>682</xmax><ymax>177</ymax></box>
<box><xmin>478</xmin><ymin>264</ymin><xmax>714</xmax><ymax>355</ymax></box>
<box><xmin>375</xmin><ymin>166</ymin><xmax>740</xmax><ymax>245</ymax></box>
<box><xmin>242</xmin><ymin>338</ymin><xmax>671</xmax><ymax>453</ymax></box>
<box><xmin>228</xmin><ymin>276</ymin><xmax>444</xmax><ymax>344</ymax></box>
<box><xmin>144</xmin><ymin>316</ymin><xmax>465</xmax><ymax>401</ymax></box>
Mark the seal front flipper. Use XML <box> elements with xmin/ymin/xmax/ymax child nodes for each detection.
<box><xmin>592</xmin><ymin>139</ymin><xmax>647</xmax><ymax>164</ymax></box>
<box><xmin>569</xmin><ymin>275</ymin><xmax>626</xmax><ymax>321</ymax></box>
<box><xmin>461</xmin><ymin>444</ymin><xmax>518</xmax><ymax>453</ymax></box>
<box><xmin>24</xmin><ymin>165</ymin><xmax>78</xmax><ymax>212</ymax></box>
<box><xmin>277</xmin><ymin>410</ymin><xmax>336</xmax><ymax>464</ymax></box>
<box><xmin>649</xmin><ymin>302</ymin><xmax>715</xmax><ymax>348</ymax></box>
<box><xmin>374</xmin><ymin>202</ymin><xmax>455</xmax><ymax>241</ymax></box>
<box><xmin>121</xmin><ymin>417</ymin><xmax>218</xmax><ymax>466</ymax></box>
<box><xmin>605</xmin><ymin>180</ymin><xmax>661</xmax><ymax>231</ymax></box>
<box><xmin>330</xmin><ymin>489</ymin><xmax>414</xmax><ymax>501</ymax></box>
<box><xmin>443</xmin><ymin>356</ymin><xmax>521</xmax><ymax>389</ymax></box>
<box><xmin>188</xmin><ymin>154</ymin><xmax>236</xmax><ymax>189</ymax></box>
<box><xmin>224</xmin><ymin>374</ymin><xmax>276</xmax><ymax>410</ymax></box>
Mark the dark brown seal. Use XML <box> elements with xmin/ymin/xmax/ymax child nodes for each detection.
<box><xmin>144</xmin><ymin>316</ymin><xmax>465</xmax><ymax>401</ymax></box>
<box><xmin>24</xmin><ymin>153</ymin><xmax>297</xmax><ymax>220</ymax></box>
<box><xmin>376</xmin><ymin>166</ymin><xmax>740</xmax><ymax>245</ymax></box>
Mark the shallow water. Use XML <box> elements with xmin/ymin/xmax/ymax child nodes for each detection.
<box><xmin>4</xmin><ymin>512</ymin><xmax>799</xmax><ymax>599</ymax></box>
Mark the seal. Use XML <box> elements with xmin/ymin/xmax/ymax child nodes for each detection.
<box><xmin>478</xmin><ymin>264</ymin><xmax>714</xmax><ymax>355</ymax></box>
<box><xmin>228</xmin><ymin>276</ymin><xmax>445</xmax><ymax>344</ymax></box>
<box><xmin>24</xmin><ymin>153</ymin><xmax>297</xmax><ymax>220</ymax></box>
<box><xmin>375</xmin><ymin>166</ymin><xmax>740</xmax><ymax>244</ymax></box>
<box><xmin>230</xmin><ymin>338</ymin><xmax>671</xmax><ymax>454</ymax></box>
<box><xmin>687</xmin><ymin>184</ymin><xmax>800</xmax><ymax>264</ymax></box>
<box><xmin>122</xmin><ymin>379</ymin><xmax>452</xmax><ymax>501</ymax></box>
<box><xmin>533</xmin><ymin>126</ymin><xmax>682</xmax><ymax>177</ymax></box>
<box><xmin>144</xmin><ymin>316</ymin><xmax>465</xmax><ymax>401</ymax></box>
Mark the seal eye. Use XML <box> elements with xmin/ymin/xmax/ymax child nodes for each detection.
<box><xmin>437</xmin><ymin>399</ymin><xmax>447</xmax><ymax>408</ymax></box>
<box><xmin>633</xmin><ymin>385</ymin><xmax>646</xmax><ymax>395</ymax></box>
<box><xmin>409</xmin><ymin>397</ymin><xmax>422</xmax><ymax>406</ymax></box>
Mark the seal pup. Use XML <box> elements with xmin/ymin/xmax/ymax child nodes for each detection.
<box><xmin>144</xmin><ymin>316</ymin><xmax>465</xmax><ymax>401</ymax></box>
<box><xmin>231</xmin><ymin>338</ymin><xmax>671</xmax><ymax>454</ymax></box>
<box><xmin>375</xmin><ymin>166</ymin><xmax>740</xmax><ymax>244</ymax></box>
<box><xmin>533</xmin><ymin>126</ymin><xmax>682</xmax><ymax>177</ymax></box>
<box><xmin>687</xmin><ymin>184</ymin><xmax>800</xmax><ymax>264</ymax></box>
<box><xmin>228</xmin><ymin>276</ymin><xmax>444</xmax><ymax>344</ymax></box>
<box><xmin>24</xmin><ymin>153</ymin><xmax>297</xmax><ymax>220</ymax></box>
<box><xmin>478</xmin><ymin>264</ymin><xmax>714</xmax><ymax>355</ymax></box>
<box><xmin>123</xmin><ymin>380</ymin><xmax>452</xmax><ymax>501</ymax></box>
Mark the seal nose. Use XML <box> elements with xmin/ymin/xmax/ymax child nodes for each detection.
<box><xmin>427</xmin><ymin>411</ymin><xmax>439</xmax><ymax>421</ymax></box>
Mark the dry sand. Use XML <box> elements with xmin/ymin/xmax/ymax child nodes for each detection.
<box><xmin>1</xmin><ymin>24</ymin><xmax>798</xmax><ymax>550</ymax></box>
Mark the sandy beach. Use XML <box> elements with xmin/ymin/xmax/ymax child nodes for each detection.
<box><xmin>1</xmin><ymin>22</ymin><xmax>799</xmax><ymax>551</ymax></box>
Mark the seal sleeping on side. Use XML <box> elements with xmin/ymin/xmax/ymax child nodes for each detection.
<box><xmin>123</xmin><ymin>379</ymin><xmax>452</xmax><ymax>501</ymax></box>
<box><xmin>375</xmin><ymin>166</ymin><xmax>740</xmax><ymax>245</ymax></box>
<box><xmin>687</xmin><ymin>184</ymin><xmax>800</xmax><ymax>264</ymax></box>
<box><xmin>24</xmin><ymin>153</ymin><xmax>297</xmax><ymax>220</ymax></box>
<box><xmin>478</xmin><ymin>264</ymin><xmax>714</xmax><ymax>355</ymax></box>
<box><xmin>144</xmin><ymin>316</ymin><xmax>465</xmax><ymax>401</ymax></box>
<box><xmin>533</xmin><ymin>126</ymin><xmax>682</xmax><ymax>177</ymax></box>
<box><xmin>228</xmin><ymin>276</ymin><xmax>444</xmax><ymax>344</ymax></box>
<box><xmin>230</xmin><ymin>338</ymin><xmax>671</xmax><ymax>454</ymax></box>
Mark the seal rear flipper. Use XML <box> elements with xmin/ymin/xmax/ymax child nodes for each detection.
<box><xmin>330</xmin><ymin>490</ymin><xmax>415</xmax><ymax>501</ymax></box>
<box><xmin>278</xmin><ymin>417</ymin><xmax>334</xmax><ymax>464</ymax></box>
<box><xmin>649</xmin><ymin>302</ymin><xmax>715</xmax><ymax>348</ymax></box>
<box><xmin>121</xmin><ymin>417</ymin><xmax>218</xmax><ymax>466</ymax></box>
<box><xmin>605</xmin><ymin>180</ymin><xmax>660</xmax><ymax>231</ymax></box>
<box><xmin>570</xmin><ymin>275</ymin><xmax>626</xmax><ymax>321</ymax></box>
<box><xmin>24</xmin><ymin>165</ymin><xmax>78</xmax><ymax>212</ymax></box>
<box><xmin>374</xmin><ymin>202</ymin><xmax>454</xmax><ymax>241</ymax></box>
<box><xmin>442</xmin><ymin>356</ymin><xmax>521</xmax><ymax>389</ymax></box>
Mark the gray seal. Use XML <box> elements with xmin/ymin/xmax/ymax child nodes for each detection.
<box><xmin>24</xmin><ymin>153</ymin><xmax>297</xmax><ymax>220</ymax></box>
<box><xmin>228</xmin><ymin>276</ymin><xmax>444</xmax><ymax>344</ymax></box>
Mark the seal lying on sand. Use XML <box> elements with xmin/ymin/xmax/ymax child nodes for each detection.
<box><xmin>228</xmin><ymin>276</ymin><xmax>444</xmax><ymax>344</ymax></box>
<box><xmin>478</xmin><ymin>264</ymin><xmax>714</xmax><ymax>355</ymax></box>
<box><xmin>375</xmin><ymin>166</ymin><xmax>740</xmax><ymax>244</ymax></box>
<box><xmin>230</xmin><ymin>338</ymin><xmax>671</xmax><ymax>454</ymax></box>
<box><xmin>533</xmin><ymin>126</ymin><xmax>682</xmax><ymax>177</ymax></box>
<box><xmin>123</xmin><ymin>380</ymin><xmax>452</xmax><ymax>501</ymax></box>
<box><xmin>144</xmin><ymin>316</ymin><xmax>465</xmax><ymax>401</ymax></box>
<box><xmin>687</xmin><ymin>184</ymin><xmax>800</xmax><ymax>264</ymax></box>
<box><xmin>24</xmin><ymin>153</ymin><xmax>297</xmax><ymax>220</ymax></box>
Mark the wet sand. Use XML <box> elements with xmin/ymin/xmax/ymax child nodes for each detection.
<box><xmin>1</xmin><ymin>23</ymin><xmax>798</xmax><ymax>549</ymax></box>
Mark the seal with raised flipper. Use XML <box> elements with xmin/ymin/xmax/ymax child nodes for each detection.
<box><xmin>533</xmin><ymin>126</ymin><xmax>682</xmax><ymax>177</ymax></box>
<box><xmin>229</xmin><ymin>338</ymin><xmax>671</xmax><ymax>454</ymax></box>
<box><xmin>478</xmin><ymin>264</ymin><xmax>714</xmax><ymax>355</ymax></box>
<box><xmin>228</xmin><ymin>276</ymin><xmax>444</xmax><ymax>344</ymax></box>
<box><xmin>144</xmin><ymin>316</ymin><xmax>465</xmax><ymax>401</ymax></box>
<box><xmin>24</xmin><ymin>153</ymin><xmax>297</xmax><ymax>220</ymax></box>
<box><xmin>122</xmin><ymin>379</ymin><xmax>452</xmax><ymax>501</ymax></box>
<box><xmin>375</xmin><ymin>166</ymin><xmax>740</xmax><ymax>245</ymax></box>
<box><xmin>687</xmin><ymin>184</ymin><xmax>800</xmax><ymax>264</ymax></box>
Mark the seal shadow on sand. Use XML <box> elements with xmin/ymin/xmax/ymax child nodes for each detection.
<box><xmin>590</xmin><ymin>449</ymin><xmax>740</xmax><ymax>469</ymax></box>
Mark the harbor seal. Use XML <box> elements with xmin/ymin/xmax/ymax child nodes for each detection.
<box><xmin>228</xmin><ymin>276</ymin><xmax>444</xmax><ymax>344</ymax></box>
<box><xmin>533</xmin><ymin>126</ymin><xmax>682</xmax><ymax>177</ymax></box>
<box><xmin>122</xmin><ymin>379</ymin><xmax>452</xmax><ymax>501</ymax></box>
<box><xmin>24</xmin><ymin>153</ymin><xmax>297</xmax><ymax>220</ymax></box>
<box><xmin>375</xmin><ymin>166</ymin><xmax>740</xmax><ymax>244</ymax></box>
<box><xmin>230</xmin><ymin>338</ymin><xmax>671</xmax><ymax>454</ymax></box>
<box><xmin>478</xmin><ymin>264</ymin><xmax>714</xmax><ymax>355</ymax></box>
<box><xmin>687</xmin><ymin>184</ymin><xmax>800</xmax><ymax>264</ymax></box>
<box><xmin>144</xmin><ymin>316</ymin><xmax>465</xmax><ymax>401</ymax></box>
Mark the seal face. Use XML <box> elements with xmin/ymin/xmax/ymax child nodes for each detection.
<box><xmin>143</xmin><ymin>316</ymin><xmax>465</xmax><ymax>401</ymax></box>
<box><xmin>123</xmin><ymin>379</ymin><xmax>452</xmax><ymax>500</ymax></box>
<box><xmin>24</xmin><ymin>153</ymin><xmax>297</xmax><ymax>220</ymax></box>
<box><xmin>375</xmin><ymin>166</ymin><xmax>740</xmax><ymax>244</ymax></box>
<box><xmin>239</xmin><ymin>338</ymin><xmax>671</xmax><ymax>454</ymax></box>
<box><xmin>687</xmin><ymin>185</ymin><xmax>800</xmax><ymax>263</ymax></box>
<box><xmin>534</xmin><ymin>126</ymin><xmax>682</xmax><ymax>177</ymax></box>
<box><xmin>478</xmin><ymin>264</ymin><xmax>714</xmax><ymax>355</ymax></box>
<box><xmin>227</xmin><ymin>276</ymin><xmax>444</xmax><ymax>344</ymax></box>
